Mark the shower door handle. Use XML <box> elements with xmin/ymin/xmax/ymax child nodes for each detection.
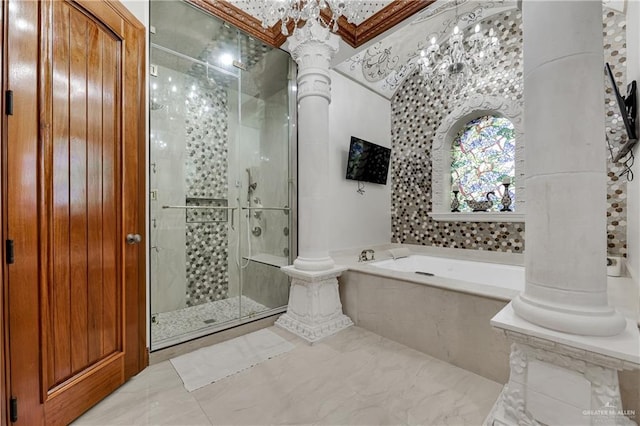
<box><xmin>126</xmin><ymin>233</ymin><xmax>142</xmax><ymax>245</ymax></box>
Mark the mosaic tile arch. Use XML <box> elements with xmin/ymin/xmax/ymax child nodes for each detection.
<box><xmin>390</xmin><ymin>8</ymin><xmax>627</xmax><ymax>256</ymax></box>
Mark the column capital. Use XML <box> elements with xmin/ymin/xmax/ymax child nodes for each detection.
<box><xmin>287</xmin><ymin>20</ymin><xmax>340</xmax><ymax>69</ymax></box>
<box><xmin>287</xmin><ymin>20</ymin><xmax>340</xmax><ymax>102</ymax></box>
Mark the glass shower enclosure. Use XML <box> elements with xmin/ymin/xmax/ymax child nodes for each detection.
<box><xmin>149</xmin><ymin>0</ymin><xmax>296</xmax><ymax>350</ymax></box>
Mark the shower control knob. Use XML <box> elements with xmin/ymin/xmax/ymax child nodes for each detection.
<box><xmin>126</xmin><ymin>233</ymin><xmax>142</xmax><ymax>245</ymax></box>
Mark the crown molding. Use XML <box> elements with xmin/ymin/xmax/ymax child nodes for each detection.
<box><xmin>186</xmin><ymin>0</ymin><xmax>288</xmax><ymax>47</ymax></box>
<box><xmin>350</xmin><ymin>0</ymin><xmax>435</xmax><ymax>47</ymax></box>
<box><xmin>186</xmin><ymin>0</ymin><xmax>435</xmax><ymax>49</ymax></box>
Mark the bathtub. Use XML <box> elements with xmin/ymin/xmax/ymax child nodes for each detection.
<box><xmin>371</xmin><ymin>255</ymin><xmax>525</xmax><ymax>291</ymax></box>
<box><xmin>337</xmin><ymin>250</ymin><xmax>519</xmax><ymax>385</ymax></box>
<box><xmin>336</xmin><ymin>248</ymin><xmax>525</xmax><ymax>302</ymax></box>
<box><xmin>335</xmin><ymin>246</ymin><xmax>639</xmax><ymax>413</ymax></box>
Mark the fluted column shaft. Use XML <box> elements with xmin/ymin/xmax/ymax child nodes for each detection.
<box><xmin>512</xmin><ymin>1</ymin><xmax>625</xmax><ymax>336</ymax></box>
<box><xmin>288</xmin><ymin>20</ymin><xmax>339</xmax><ymax>271</ymax></box>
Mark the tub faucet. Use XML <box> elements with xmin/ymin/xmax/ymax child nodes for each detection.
<box><xmin>359</xmin><ymin>249</ymin><xmax>375</xmax><ymax>262</ymax></box>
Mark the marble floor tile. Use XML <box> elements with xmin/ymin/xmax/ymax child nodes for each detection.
<box><xmin>72</xmin><ymin>363</ymin><xmax>212</xmax><ymax>426</ymax></box>
<box><xmin>74</xmin><ymin>326</ymin><xmax>502</xmax><ymax>426</ymax></box>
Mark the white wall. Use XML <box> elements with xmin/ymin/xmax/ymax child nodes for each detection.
<box><xmin>121</xmin><ymin>0</ymin><xmax>148</xmax><ymax>27</ymax></box>
<box><xmin>626</xmin><ymin>0</ymin><xmax>640</xmax><ymax>285</ymax></box>
<box><xmin>327</xmin><ymin>71</ymin><xmax>392</xmax><ymax>251</ymax></box>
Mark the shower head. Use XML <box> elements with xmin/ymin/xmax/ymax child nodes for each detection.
<box><xmin>248</xmin><ymin>182</ymin><xmax>257</xmax><ymax>192</ymax></box>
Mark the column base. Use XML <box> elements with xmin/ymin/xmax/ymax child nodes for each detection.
<box><xmin>293</xmin><ymin>256</ymin><xmax>335</xmax><ymax>271</ymax></box>
<box><xmin>276</xmin><ymin>265</ymin><xmax>353</xmax><ymax>344</ymax></box>
<box><xmin>512</xmin><ymin>293</ymin><xmax>627</xmax><ymax>337</ymax></box>
<box><xmin>275</xmin><ymin>312</ymin><xmax>353</xmax><ymax>345</ymax></box>
<box><xmin>485</xmin><ymin>303</ymin><xmax>639</xmax><ymax>426</ymax></box>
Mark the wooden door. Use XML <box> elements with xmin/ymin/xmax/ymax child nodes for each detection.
<box><xmin>2</xmin><ymin>1</ymin><xmax>146</xmax><ymax>424</ymax></box>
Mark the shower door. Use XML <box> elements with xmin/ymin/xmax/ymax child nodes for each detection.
<box><xmin>149</xmin><ymin>0</ymin><xmax>295</xmax><ymax>350</ymax></box>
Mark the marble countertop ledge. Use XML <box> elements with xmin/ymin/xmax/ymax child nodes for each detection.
<box><xmin>330</xmin><ymin>243</ymin><xmax>525</xmax><ymax>266</ymax></box>
<box><xmin>492</xmin><ymin>303</ymin><xmax>640</xmax><ymax>367</ymax></box>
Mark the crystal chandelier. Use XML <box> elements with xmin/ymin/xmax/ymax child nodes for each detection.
<box><xmin>259</xmin><ymin>0</ymin><xmax>363</xmax><ymax>36</ymax></box>
<box><xmin>419</xmin><ymin>22</ymin><xmax>499</xmax><ymax>93</ymax></box>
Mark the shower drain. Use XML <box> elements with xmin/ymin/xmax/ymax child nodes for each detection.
<box><xmin>202</xmin><ymin>318</ymin><xmax>217</xmax><ymax>324</ymax></box>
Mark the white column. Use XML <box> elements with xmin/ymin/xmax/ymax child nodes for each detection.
<box><xmin>276</xmin><ymin>20</ymin><xmax>353</xmax><ymax>343</ymax></box>
<box><xmin>511</xmin><ymin>0</ymin><xmax>626</xmax><ymax>336</ymax></box>
<box><xmin>487</xmin><ymin>2</ymin><xmax>639</xmax><ymax>424</ymax></box>
<box><xmin>290</xmin><ymin>19</ymin><xmax>338</xmax><ymax>272</ymax></box>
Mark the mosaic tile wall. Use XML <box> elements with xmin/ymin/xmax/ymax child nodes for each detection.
<box><xmin>185</xmin><ymin>76</ymin><xmax>230</xmax><ymax>306</ymax></box>
<box><xmin>603</xmin><ymin>9</ymin><xmax>629</xmax><ymax>257</ymax></box>
<box><xmin>391</xmin><ymin>8</ymin><xmax>627</xmax><ymax>256</ymax></box>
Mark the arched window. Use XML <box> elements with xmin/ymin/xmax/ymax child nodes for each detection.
<box><xmin>451</xmin><ymin>115</ymin><xmax>515</xmax><ymax>212</ymax></box>
<box><xmin>429</xmin><ymin>95</ymin><xmax>524</xmax><ymax>222</ymax></box>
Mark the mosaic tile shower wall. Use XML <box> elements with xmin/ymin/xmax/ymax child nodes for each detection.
<box><xmin>391</xmin><ymin>9</ymin><xmax>627</xmax><ymax>256</ymax></box>
<box><xmin>185</xmin><ymin>77</ymin><xmax>230</xmax><ymax>306</ymax></box>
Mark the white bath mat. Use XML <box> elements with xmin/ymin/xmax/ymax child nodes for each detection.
<box><xmin>170</xmin><ymin>328</ymin><xmax>295</xmax><ymax>392</ymax></box>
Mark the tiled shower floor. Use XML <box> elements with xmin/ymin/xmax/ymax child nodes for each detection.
<box><xmin>151</xmin><ymin>296</ymin><xmax>269</xmax><ymax>348</ymax></box>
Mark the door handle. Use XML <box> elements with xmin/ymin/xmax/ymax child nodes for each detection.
<box><xmin>126</xmin><ymin>233</ymin><xmax>142</xmax><ymax>245</ymax></box>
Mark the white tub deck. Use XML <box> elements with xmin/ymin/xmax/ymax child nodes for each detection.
<box><xmin>333</xmin><ymin>245</ymin><xmax>638</xmax><ymax>322</ymax></box>
<box><xmin>335</xmin><ymin>247</ymin><xmax>523</xmax><ymax>301</ymax></box>
<box><xmin>372</xmin><ymin>255</ymin><xmax>525</xmax><ymax>290</ymax></box>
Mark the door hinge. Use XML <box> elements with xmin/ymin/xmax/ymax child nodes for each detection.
<box><xmin>6</xmin><ymin>240</ymin><xmax>14</xmax><ymax>264</ymax></box>
<box><xmin>5</xmin><ymin>90</ymin><xmax>13</xmax><ymax>115</ymax></box>
<box><xmin>9</xmin><ymin>397</ymin><xmax>17</xmax><ymax>422</ymax></box>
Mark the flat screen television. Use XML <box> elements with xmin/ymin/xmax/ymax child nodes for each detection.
<box><xmin>345</xmin><ymin>137</ymin><xmax>391</xmax><ymax>185</ymax></box>
<box><xmin>605</xmin><ymin>62</ymin><xmax>638</xmax><ymax>161</ymax></box>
